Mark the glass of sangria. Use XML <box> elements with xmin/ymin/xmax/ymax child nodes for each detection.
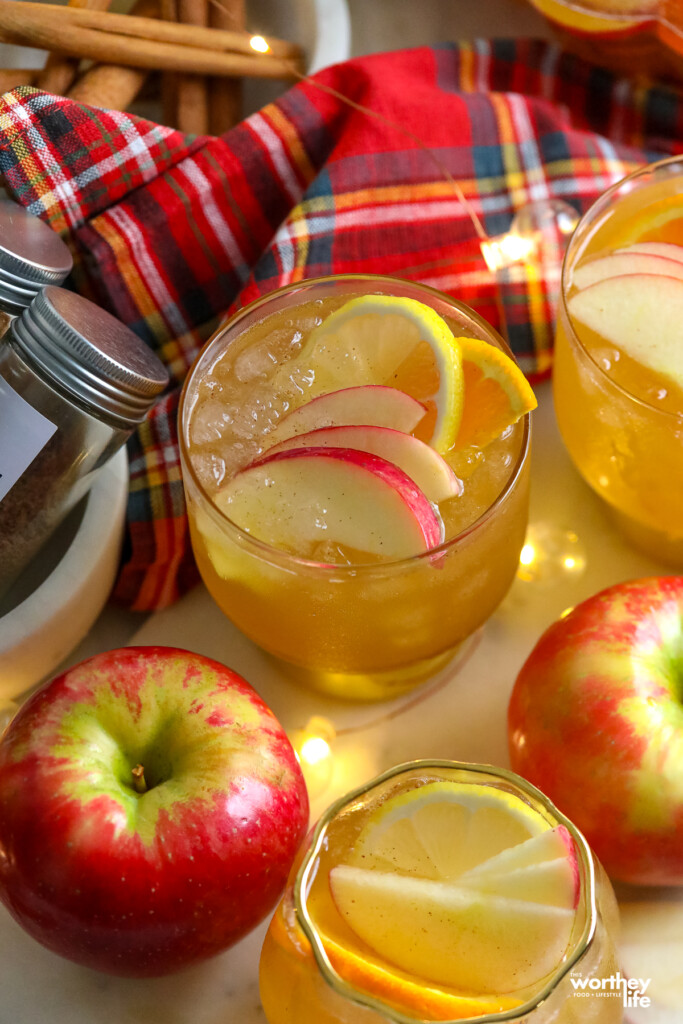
<box><xmin>259</xmin><ymin>760</ymin><xmax>622</xmax><ymax>1024</ymax></box>
<box><xmin>553</xmin><ymin>155</ymin><xmax>683</xmax><ymax>566</ymax></box>
<box><xmin>179</xmin><ymin>275</ymin><xmax>534</xmax><ymax>701</ymax></box>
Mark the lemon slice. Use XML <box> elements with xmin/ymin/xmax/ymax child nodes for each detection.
<box><xmin>455</xmin><ymin>336</ymin><xmax>537</xmax><ymax>449</ymax></box>
<box><xmin>349</xmin><ymin>780</ymin><xmax>546</xmax><ymax>880</ymax></box>
<box><xmin>296</xmin><ymin>295</ymin><xmax>465</xmax><ymax>453</ymax></box>
<box><xmin>328</xmin><ymin>780</ymin><xmax>579</xmax><ymax>997</ymax></box>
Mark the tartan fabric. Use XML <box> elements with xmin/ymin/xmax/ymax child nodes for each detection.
<box><xmin>0</xmin><ymin>39</ymin><xmax>681</xmax><ymax>610</ymax></box>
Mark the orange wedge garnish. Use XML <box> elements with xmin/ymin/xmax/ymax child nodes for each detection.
<box><xmin>321</xmin><ymin>931</ymin><xmax>523</xmax><ymax>1021</ymax></box>
<box><xmin>619</xmin><ymin>194</ymin><xmax>683</xmax><ymax>247</ymax></box>
<box><xmin>454</xmin><ymin>336</ymin><xmax>536</xmax><ymax>449</ymax></box>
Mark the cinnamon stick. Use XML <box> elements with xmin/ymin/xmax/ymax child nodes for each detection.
<box><xmin>0</xmin><ymin>3</ymin><xmax>301</xmax><ymax>79</ymax></box>
<box><xmin>36</xmin><ymin>0</ymin><xmax>112</xmax><ymax>97</ymax></box>
<box><xmin>0</xmin><ymin>68</ymin><xmax>39</xmax><ymax>91</ymax></box>
<box><xmin>68</xmin><ymin>0</ymin><xmax>159</xmax><ymax>111</ymax></box>
<box><xmin>208</xmin><ymin>0</ymin><xmax>245</xmax><ymax>135</ymax></box>
<box><xmin>160</xmin><ymin>0</ymin><xmax>178</xmax><ymax>128</ymax></box>
<box><xmin>176</xmin><ymin>0</ymin><xmax>210</xmax><ymax>135</ymax></box>
<box><xmin>4</xmin><ymin>2</ymin><xmax>301</xmax><ymax>59</ymax></box>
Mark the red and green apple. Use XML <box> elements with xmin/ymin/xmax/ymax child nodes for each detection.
<box><xmin>0</xmin><ymin>646</ymin><xmax>309</xmax><ymax>975</ymax></box>
<box><xmin>508</xmin><ymin>576</ymin><xmax>683</xmax><ymax>886</ymax></box>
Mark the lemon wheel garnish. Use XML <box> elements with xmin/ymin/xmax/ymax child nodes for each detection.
<box><xmin>302</xmin><ymin>295</ymin><xmax>465</xmax><ymax>453</ymax></box>
<box><xmin>455</xmin><ymin>336</ymin><xmax>537</xmax><ymax>449</ymax></box>
<box><xmin>328</xmin><ymin>781</ymin><xmax>578</xmax><ymax>997</ymax></box>
<box><xmin>349</xmin><ymin>780</ymin><xmax>546</xmax><ymax>879</ymax></box>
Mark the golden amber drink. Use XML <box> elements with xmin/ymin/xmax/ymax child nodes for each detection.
<box><xmin>259</xmin><ymin>761</ymin><xmax>622</xmax><ymax>1024</ymax></box>
<box><xmin>179</xmin><ymin>276</ymin><xmax>530</xmax><ymax>700</ymax></box>
<box><xmin>553</xmin><ymin>156</ymin><xmax>683</xmax><ymax>566</ymax></box>
<box><xmin>526</xmin><ymin>1</ymin><xmax>683</xmax><ymax>81</ymax></box>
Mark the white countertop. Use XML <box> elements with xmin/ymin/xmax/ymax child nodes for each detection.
<box><xmin>1</xmin><ymin>380</ymin><xmax>682</xmax><ymax>1023</ymax></box>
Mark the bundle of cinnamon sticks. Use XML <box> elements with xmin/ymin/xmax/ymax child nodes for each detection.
<box><xmin>0</xmin><ymin>0</ymin><xmax>304</xmax><ymax>133</ymax></box>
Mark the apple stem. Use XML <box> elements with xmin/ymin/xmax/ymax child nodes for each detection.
<box><xmin>132</xmin><ymin>763</ymin><xmax>147</xmax><ymax>794</ymax></box>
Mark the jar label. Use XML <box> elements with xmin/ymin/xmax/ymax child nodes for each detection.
<box><xmin>0</xmin><ymin>377</ymin><xmax>57</xmax><ymax>502</ymax></box>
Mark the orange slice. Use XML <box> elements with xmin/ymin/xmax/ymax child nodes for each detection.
<box><xmin>616</xmin><ymin>194</ymin><xmax>683</xmax><ymax>248</ymax></box>
<box><xmin>454</xmin><ymin>336</ymin><xmax>536</xmax><ymax>449</ymax></box>
<box><xmin>321</xmin><ymin>930</ymin><xmax>523</xmax><ymax>1021</ymax></box>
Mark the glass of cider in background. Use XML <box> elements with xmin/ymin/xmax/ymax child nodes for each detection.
<box><xmin>259</xmin><ymin>760</ymin><xmax>622</xmax><ymax>1024</ymax></box>
<box><xmin>553</xmin><ymin>156</ymin><xmax>683</xmax><ymax>566</ymax></box>
<box><xmin>526</xmin><ymin>1</ymin><xmax>683</xmax><ymax>81</ymax></box>
<box><xmin>179</xmin><ymin>276</ymin><xmax>533</xmax><ymax>701</ymax></box>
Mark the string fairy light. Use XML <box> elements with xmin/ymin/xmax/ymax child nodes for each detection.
<box><xmin>517</xmin><ymin>522</ymin><xmax>587</xmax><ymax>587</ymax></box>
<box><xmin>288</xmin><ymin>632</ymin><xmax>483</xmax><ymax>799</ymax></box>
<box><xmin>249</xmin><ymin>35</ymin><xmax>270</xmax><ymax>54</ymax></box>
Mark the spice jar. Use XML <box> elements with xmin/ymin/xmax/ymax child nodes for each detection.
<box><xmin>0</xmin><ymin>200</ymin><xmax>73</xmax><ymax>333</ymax></box>
<box><xmin>0</xmin><ymin>285</ymin><xmax>169</xmax><ymax>602</ymax></box>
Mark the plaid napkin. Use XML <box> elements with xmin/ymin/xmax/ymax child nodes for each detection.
<box><xmin>0</xmin><ymin>39</ymin><xmax>680</xmax><ymax>611</ymax></box>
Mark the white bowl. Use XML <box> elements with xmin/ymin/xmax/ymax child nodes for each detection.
<box><xmin>0</xmin><ymin>448</ymin><xmax>129</xmax><ymax>701</ymax></box>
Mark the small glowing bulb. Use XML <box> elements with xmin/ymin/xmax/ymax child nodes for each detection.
<box><xmin>481</xmin><ymin>199</ymin><xmax>579</xmax><ymax>284</ymax></box>
<box><xmin>250</xmin><ymin>35</ymin><xmax>270</xmax><ymax>53</ymax></box>
<box><xmin>300</xmin><ymin>735</ymin><xmax>331</xmax><ymax>766</ymax></box>
<box><xmin>517</xmin><ymin>522</ymin><xmax>587</xmax><ymax>587</ymax></box>
<box><xmin>290</xmin><ymin>716</ymin><xmax>336</xmax><ymax>797</ymax></box>
<box><xmin>480</xmin><ymin>232</ymin><xmax>536</xmax><ymax>273</ymax></box>
<box><xmin>519</xmin><ymin>542</ymin><xmax>536</xmax><ymax>567</ymax></box>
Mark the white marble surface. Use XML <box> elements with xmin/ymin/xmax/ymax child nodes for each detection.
<box><xmin>2</xmin><ymin>381</ymin><xmax>682</xmax><ymax>1023</ymax></box>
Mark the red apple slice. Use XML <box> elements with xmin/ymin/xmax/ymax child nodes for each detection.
<box><xmin>567</xmin><ymin>273</ymin><xmax>683</xmax><ymax>387</ymax></box>
<box><xmin>263</xmin><ymin>425</ymin><xmax>462</xmax><ymax>504</ymax></box>
<box><xmin>265</xmin><ymin>385</ymin><xmax>427</xmax><ymax>447</ymax></box>
<box><xmin>215</xmin><ymin>447</ymin><xmax>443</xmax><ymax>559</ymax></box>
<box><xmin>572</xmin><ymin>252</ymin><xmax>683</xmax><ymax>290</ymax></box>
<box><xmin>615</xmin><ymin>241</ymin><xmax>683</xmax><ymax>264</ymax></box>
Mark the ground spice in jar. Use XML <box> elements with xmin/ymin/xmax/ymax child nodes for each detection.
<box><xmin>0</xmin><ymin>286</ymin><xmax>168</xmax><ymax>602</ymax></box>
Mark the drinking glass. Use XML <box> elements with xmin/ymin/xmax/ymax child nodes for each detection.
<box><xmin>179</xmin><ymin>276</ymin><xmax>530</xmax><ymax>701</ymax></box>
<box><xmin>526</xmin><ymin>0</ymin><xmax>683</xmax><ymax>81</ymax></box>
<box><xmin>553</xmin><ymin>156</ymin><xmax>683</xmax><ymax>567</ymax></box>
<box><xmin>259</xmin><ymin>760</ymin><xmax>623</xmax><ymax>1024</ymax></box>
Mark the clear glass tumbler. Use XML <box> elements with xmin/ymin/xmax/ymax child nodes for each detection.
<box><xmin>259</xmin><ymin>760</ymin><xmax>623</xmax><ymax>1024</ymax></box>
<box><xmin>179</xmin><ymin>275</ymin><xmax>531</xmax><ymax>701</ymax></box>
<box><xmin>553</xmin><ymin>155</ymin><xmax>683</xmax><ymax>566</ymax></box>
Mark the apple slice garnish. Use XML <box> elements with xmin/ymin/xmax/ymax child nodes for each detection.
<box><xmin>572</xmin><ymin>252</ymin><xmax>683</xmax><ymax>290</ymax></box>
<box><xmin>458</xmin><ymin>826</ymin><xmax>580</xmax><ymax>907</ymax></box>
<box><xmin>329</xmin><ymin>865</ymin><xmax>575</xmax><ymax>994</ymax></box>
<box><xmin>567</xmin><ymin>273</ymin><xmax>683</xmax><ymax>386</ymax></box>
<box><xmin>214</xmin><ymin>446</ymin><xmax>443</xmax><ymax>560</ymax></box>
<box><xmin>615</xmin><ymin>241</ymin><xmax>683</xmax><ymax>264</ymax></box>
<box><xmin>263</xmin><ymin>424</ymin><xmax>462</xmax><ymax>504</ymax></box>
<box><xmin>265</xmin><ymin>385</ymin><xmax>427</xmax><ymax>447</ymax></box>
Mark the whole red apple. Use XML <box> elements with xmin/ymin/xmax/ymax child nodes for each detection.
<box><xmin>0</xmin><ymin>646</ymin><xmax>309</xmax><ymax>976</ymax></box>
<box><xmin>508</xmin><ymin>576</ymin><xmax>683</xmax><ymax>886</ymax></box>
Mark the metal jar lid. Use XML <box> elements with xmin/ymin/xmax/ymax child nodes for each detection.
<box><xmin>11</xmin><ymin>286</ymin><xmax>169</xmax><ymax>427</ymax></box>
<box><xmin>0</xmin><ymin>201</ymin><xmax>73</xmax><ymax>313</ymax></box>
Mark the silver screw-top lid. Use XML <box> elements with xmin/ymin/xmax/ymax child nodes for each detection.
<box><xmin>11</xmin><ymin>286</ymin><xmax>169</xmax><ymax>427</ymax></box>
<box><xmin>0</xmin><ymin>201</ymin><xmax>73</xmax><ymax>313</ymax></box>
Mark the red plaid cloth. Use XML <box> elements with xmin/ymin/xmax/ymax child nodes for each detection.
<box><xmin>0</xmin><ymin>40</ymin><xmax>680</xmax><ymax>610</ymax></box>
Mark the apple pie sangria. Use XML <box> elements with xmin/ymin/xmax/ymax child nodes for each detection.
<box><xmin>553</xmin><ymin>155</ymin><xmax>683</xmax><ymax>566</ymax></box>
<box><xmin>179</xmin><ymin>276</ymin><xmax>535</xmax><ymax>700</ymax></box>
<box><xmin>259</xmin><ymin>760</ymin><xmax>622</xmax><ymax>1024</ymax></box>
